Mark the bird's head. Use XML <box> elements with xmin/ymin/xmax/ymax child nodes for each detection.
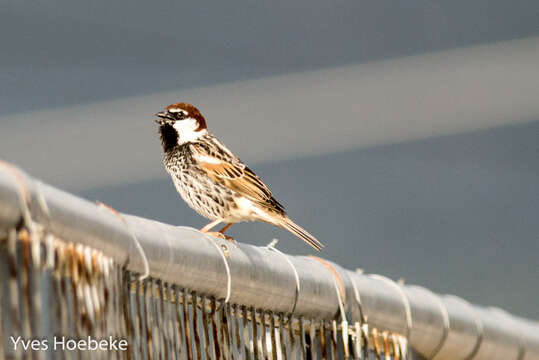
<box><xmin>155</xmin><ymin>103</ymin><xmax>208</xmax><ymax>150</ymax></box>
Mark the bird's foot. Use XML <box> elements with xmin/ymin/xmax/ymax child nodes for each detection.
<box><xmin>204</xmin><ymin>231</ymin><xmax>238</xmax><ymax>244</ymax></box>
<box><xmin>224</xmin><ymin>236</ymin><xmax>238</xmax><ymax>245</ymax></box>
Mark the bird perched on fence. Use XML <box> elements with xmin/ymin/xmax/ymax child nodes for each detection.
<box><xmin>154</xmin><ymin>102</ymin><xmax>323</xmax><ymax>251</ymax></box>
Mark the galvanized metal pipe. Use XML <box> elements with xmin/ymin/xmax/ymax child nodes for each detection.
<box><xmin>0</xmin><ymin>161</ymin><xmax>538</xmax><ymax>360</ymax></box>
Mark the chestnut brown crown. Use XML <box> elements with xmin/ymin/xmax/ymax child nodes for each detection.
<box><xmin>155</xmin><ymin>102</ymin><xmax>207</xmax><ymax>131</ymax></box>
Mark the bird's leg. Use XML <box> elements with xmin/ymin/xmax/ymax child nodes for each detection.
<box><xmin>218</xmin><ymin>223</ymin><xmax>237</xmax><ymax>244</ymax></box>
<box><xmin>200</xmin><ymin>219</ymin><xmax>222</xmax><ymax>233</ymax></box>
<box><xmin>200</xmin><ymin>219</ymin><xmax>235</xmax><ymax>242</ymax></box>
<box><xmin>218</xmin><ymin>223</ymin><xmax>233</xmax><ymax>234</ymax></box>
<box><xmin>200</xmin><ymin>220</ymin><xmax>236</xmax><ymax>243</ymax></box>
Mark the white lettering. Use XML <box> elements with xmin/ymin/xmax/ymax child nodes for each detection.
<box><xmin>10</xmin><ymin>336</ymin><xmax>127</xmax><ymax>351</ymax></box>
<box><xmin>99</xmin><ymin>339</ymin><xmax>108</xmax><ymax>350</ymax></box>
<box><xmin>109</xmin><ymin>336</ymin><xmax>118</xmax><ymax>350</ymax></box>
<box><xmin>118</xmin><ymin>339</ymin><xmax>128</xmax><ymax>351</ymax></box>
<box><xmin>30</xmin><ymin>340</ymin><xmax>41</xmax><ymax>351</ymax></box>
<box><xmin>78</xmin><ymin>338</ymin><xmax>87</xmax><ymax>351</ymax></box>
<box><xmin>54</xmin><ymin>336</ymin><xmax>65</xmax><ymax>350</ymax></box>
<box><xmin>12</xmin><ymin>337</ymin><xmax>48</xmax><ymax>351</ymax></box>
<box><xmin>65</xmin><ymin>339</ymin><xmax>77</xmax><ymax>351</ymax></box>
<box><xmin>10</xmin><ymin>336</ymin><xmax>22</xmax><ymax>350</ymax></box>
<box><xmin>88</xmin><ymin>337</ymin><xmax>98</xmax><ymax>351</ymax></box>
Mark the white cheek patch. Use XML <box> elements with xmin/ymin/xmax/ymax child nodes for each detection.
<box><xmin>173</xmin><ymin>118</ymin><xmax>198</xmax><ymax>133</ymax></box>
<box><xmin>173</xmin><ymin>118</ymin><xmax>205</xmax><ymax>144</ymax></box>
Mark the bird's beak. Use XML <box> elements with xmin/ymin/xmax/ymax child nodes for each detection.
<box><xmin>155</xmin><ymin>112</ymin><xmax>170</xmax><ymax>125</ymax></box>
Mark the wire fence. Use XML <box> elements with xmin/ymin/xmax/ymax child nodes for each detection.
<box><xmin>0</xmin><ymin>227</ymin><xmax>406</xmax><ymax>359</ymax></box>
<box><xmin>0</xmin><ymin>161</ymin><xmax>538</xmax><ymax>360</ymax></box>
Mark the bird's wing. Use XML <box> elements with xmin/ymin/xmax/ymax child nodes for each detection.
<box><xmin>190</xmin><ymin>142</ymin><xmax>285</xmax><ymax>214</ymax></box>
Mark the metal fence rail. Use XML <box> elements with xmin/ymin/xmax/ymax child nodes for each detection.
<box><xmin>0</xmin><ymin>161</ymin><xmax>538</xmax><ymax>359</ymax></box>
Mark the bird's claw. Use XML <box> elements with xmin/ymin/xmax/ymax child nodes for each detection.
<box><xmin>225</xmin><ymin>236</ymin><xmax>238</xmax><ymax>245</ymax></box>
<box><xmin>204</xmin><ymin>231</ymin><xmax>238</xmax><ymax>244</ymax></box>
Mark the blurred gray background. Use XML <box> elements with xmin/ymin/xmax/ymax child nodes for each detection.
<box><xmin>1</xmin><ymin>1</ymin><xmax>538</xmax><ymax>319</ymax></box>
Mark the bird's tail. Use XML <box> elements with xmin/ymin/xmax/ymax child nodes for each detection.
<box><xmin>278</xmin><ymin>216</ymin><xmax>324</xmax><ymax>251</ymax></box>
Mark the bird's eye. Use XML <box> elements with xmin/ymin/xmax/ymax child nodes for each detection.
<box><xmin>177</xmin><ymin>111</ymin><xmax>186</xmax><ymax>119</ymax></box>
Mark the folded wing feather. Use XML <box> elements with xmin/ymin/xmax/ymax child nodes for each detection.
<box><xmin>190</xmin><ymin>143</ymin><xmax>286</xmax><ymax>214</ymax></box>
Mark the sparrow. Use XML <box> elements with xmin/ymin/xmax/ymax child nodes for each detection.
<box><xmin>155</xmin><ymin>102</ymin><xmax>323</xmax><ymax>251</ymax></box>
